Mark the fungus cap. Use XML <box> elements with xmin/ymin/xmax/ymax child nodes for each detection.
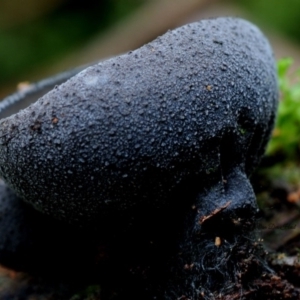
<box><xmin>0</xmin><ymin>17</ymin><xmax>278</xmax><ymax>224</ymax></box>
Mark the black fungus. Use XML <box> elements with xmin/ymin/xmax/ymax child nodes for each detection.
<box><xmin>0</xmin><ymin>180</ymin><xmax>98</xmax><ymax>275</ymax></box>
<box><xmin>0</xmin><ymin>17</ymin><xmax>279</xmax><ymax>299</ymax></box>
<box><xmin>0</xmin><ymin>17</ymin><xmax>278</xmax><ymax>227</ymax></box>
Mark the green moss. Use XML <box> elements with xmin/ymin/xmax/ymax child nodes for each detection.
<box><xmin>266</xmin><ymin>58</ymin><xmax>300</xmax><ymax>161</ymax></box>
<box><xmin>70</xmin><ymin>284</ymin><xmax>101</xmax><ymax>300</ymax></box>
<box><xmin>259</xmin><ymin>58</ymin><xmax>300</xmax><ymax>187</ymax></box>
<box><xmin>260</xmin><ymin>163</ymin><xmax>300</xmax><ymax>190</ymax></box>
<box><xmin>239</xmin><ymin>127</ymin><xmax>247</xmax><ymax>135</ymax></box>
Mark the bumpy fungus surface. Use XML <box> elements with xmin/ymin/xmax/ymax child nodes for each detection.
<box><xmin>0</xmin><ymin>17</ymin><xmax>279</xmax><ymax>299</ymax></box>
<box><xmin>0</xmin><ymin>17</ymin><xmax>277</xmax><ymax>225</ymax></box>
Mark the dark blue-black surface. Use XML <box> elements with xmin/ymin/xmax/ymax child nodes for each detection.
<box><xmin>0</xmin><ymin>17</ymin><xmax>278</xmax><ymax>225</ymax></box>
<box><xmin>0</xmin><ymin>17</ymin><xmax>278</xmax><ymax>299</ymax></box>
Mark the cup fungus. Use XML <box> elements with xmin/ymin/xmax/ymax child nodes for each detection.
<box><xmin>0</xmin><ymin>17</ymin><xmax>278</xmax><ymax>298</ymax></box>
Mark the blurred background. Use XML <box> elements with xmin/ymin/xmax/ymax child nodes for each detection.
<box><xmin>0</xmin><ymin>0</ymin><xmax>300</xmax><ymax>98</ymax></box>
<box><xmin>1</xmin><ymin>1</ymin><xmax>300</xmax><ymax>297</ymax></box>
